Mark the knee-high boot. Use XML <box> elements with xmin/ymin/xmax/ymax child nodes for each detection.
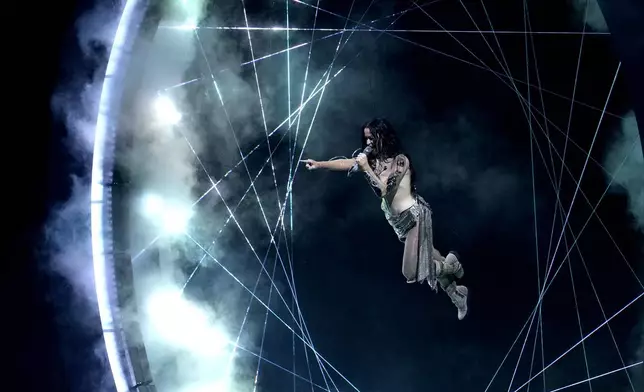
<box><xmin>435</xmin><ymin>253</ymin><xmax>468</xmax><ymax>320</ymax></box>
<box><xmin>435</xmin><ymin>251</ymin><xmax>464</xmax><ymax>279</ymax></box>
<box><xmin>438</xmin><ymin>276</ymin><xmax>468</xmax><ymax>320</ymax></box>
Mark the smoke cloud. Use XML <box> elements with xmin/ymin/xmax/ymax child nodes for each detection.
<box><xmin>45</xmin><ymin>1</ymin><xmax>122</xmax><ymax>390</ymax></box>
<box><xmin>126</xmin><ymin>2</ymin><xmax>294</xmax><ymax>391</ymax></box>
<box><xmin>570</xmin><ymin>0</ymin><xmax>609</xmax><ymax>32</ymax></box>
<box><xmin>604</xmin><ymin>112</ymin><xmax>644</xmax><ymax>230</ymax></box>
<box><xmin>603</xmin><ymin>111</ymin><xmax>644</xmax><ymax>387</ymax></box>
<box><xmin>44</xmin><ymin>0</ymin><xmax>265</xmax><ymax>390</ymax></box>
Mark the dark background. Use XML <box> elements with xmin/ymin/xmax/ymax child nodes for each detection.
<box><xmin>14</xmin><ymin>0</ymin><xmax>644</xmax><ymax>391</ymax></box>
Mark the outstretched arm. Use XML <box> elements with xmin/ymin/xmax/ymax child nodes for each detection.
<box><xmin>320</xmin><ymin>158</ymin><xmax>355</xmax><ymax>171</ymax></box>
<box><xmin>302</xmin><ymin>158</ymin><xmax>355</xmax><ymax>171</ymax></box>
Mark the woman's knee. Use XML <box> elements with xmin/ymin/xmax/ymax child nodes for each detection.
<box><xmin>402</xmin><ymin>267</ymin><xmax>416</xmax><ymax>282</ymax></box>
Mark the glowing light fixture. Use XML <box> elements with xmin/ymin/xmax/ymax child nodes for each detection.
<box><xmin>146</xmin><ymin>289</ymin><xmax>229</xmax><ymax>357</ymax></box>
<box><xmin>141</xmin><ymin>193</ymin><xmax>193</xmax><ymax>235</ymax></box>
<box><xmin>160</xmin><ymin>205</ymin><xmax>193</xmax><ymax>234</ymax></box>
<box><xmin>154</xmin><ymin>95</ymin><xmax>182</xmax><ymax>125</ymax></box>
<box><xmin>178</xmin><ymin>17</ymin><xmax>198</xmax><ymax>31</ymax></box>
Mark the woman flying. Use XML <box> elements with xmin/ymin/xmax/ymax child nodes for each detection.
<box><xmin>301</xmin><ymin>118</ymin><xmax>469</xmax><ymax>320</ymax></box>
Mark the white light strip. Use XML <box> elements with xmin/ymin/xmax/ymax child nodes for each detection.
<box><xmin>91</xmin><ymin>0</ymin><xmax>142</xmax><ymax>391</ymax></box>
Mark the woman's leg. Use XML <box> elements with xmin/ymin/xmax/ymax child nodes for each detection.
<box><xmin>436</xmin><ymin>251</ymin><xmax>464</xmax><ymax>279</ymax></box>
<box><xmin>402</xmin><ymin>225</ymin><xmax>420</xmax><ymax>283</ymax></box>
<box><xmin>403</xmin><ymin>221</ymin><xmax>468</xmax><ymax>319</ymax></box>
<box><xmin>443</xmin><ymin>281</ymin><xmax>469</xmax><ymax>320</ymax></box>
<box><xmin>434</xmin><ymin>251</ymin><xmax>468</xmax><ymax>320</ymax></box>
<box><xmin>404</xmin><ymin>230</ymin><xmax>463</xmax><ymax>284</ymax></box>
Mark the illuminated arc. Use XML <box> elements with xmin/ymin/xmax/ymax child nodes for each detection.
<box><xmin>91</xmin><ymin>0</ymin><xmax>144</xmax><ymax>391</ymax></box>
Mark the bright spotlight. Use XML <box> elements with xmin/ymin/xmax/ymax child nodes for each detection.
<box><xmin>140</xmin><ymin>194</ymin><xmax>193</xmax><ymax>234</ymax></box>
<box><xmin>160</xmin><ymin>205</ymin><xmax>193</xmax><ymax>235</ymax></box>
<box><xmin>154</xmin><ymin>95</ymin><xmax>182</xmax><ymax>125</ymax></box>
<box><xmin>142</xmin><ymin>193</ymin><xmax>164</xmax><ymax>217</ymax></box>
<box><xmin>177</xmin><ymin>22</ymin><xmax>197</xmax><ymax>31</ymax></box>
<box><xmin>178</xmin><ymin>17</ymin><xmax>197</xmax><ymax>31</ymax></box>
<box><xmin>146</xmin><ymin>289</ymin><xmax>230</xmax><ymax>357</ymax></box>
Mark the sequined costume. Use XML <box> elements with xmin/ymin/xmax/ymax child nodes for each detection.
<box><xmin>370</xmin><ymin>158</ymin><xmax>469</xmax><ymax>320</ymax></box>
<box><xmin>381</xmin><ymin>195</ymin><xmax>438</xmax><ymax>290</ymax></box>
<box><xmin>381</xmin><ymin>195</ymin><xmax>468</xmax><ymax>319</ymax></box>
<box><xmin>355</xmin><ymin>119</ymin><xmax>468</xmax><ymax>319</ymax></box>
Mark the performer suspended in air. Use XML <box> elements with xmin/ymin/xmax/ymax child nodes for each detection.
<box><xmin>301</xmin><ymin>118</ymin><xmax>468</xmax><ymax>320</ymax></box>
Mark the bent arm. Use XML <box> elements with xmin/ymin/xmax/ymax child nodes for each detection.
<box><xmin>382</xmin><ymin>154</ymin><xmax>409</xmax><ymax>202</ymax></box>
<box><xmin>363</xmin><ymin>166</ymin><xmax>386</xmax><ymax>194</ymax></box>
<box><xmin>318</xmin><ymin>158</ymin><xmax>355</xmax><ymax>171</ymax></box>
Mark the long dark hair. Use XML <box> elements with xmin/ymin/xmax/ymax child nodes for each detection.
<box><xmin>360</xmin><ymin>118</ymin><xmax>417</xmax><ymax>193</ymax></box>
